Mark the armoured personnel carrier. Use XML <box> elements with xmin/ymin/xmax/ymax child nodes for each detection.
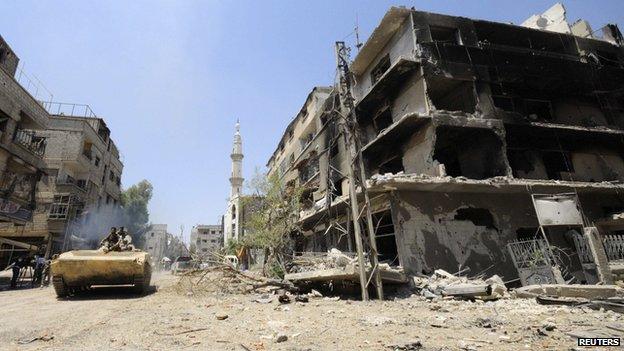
<box><xmin>51</xmin><ymin>250</ymin><xmax>151</xmax><ymax>297</ymax></box>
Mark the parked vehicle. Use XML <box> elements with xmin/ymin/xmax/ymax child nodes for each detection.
<box><xmin>171</xmin><ymin>256</ymin><xmax>193</xmax><ymax>275</ymax></box>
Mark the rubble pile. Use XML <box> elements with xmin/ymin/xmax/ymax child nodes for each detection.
<box><xmin>285</xmin><ymin>248</ymin><xmax>407</xmax><ymax>285</ymax></box>
<box><xmin>176</xmin><ymin>266</ymin><xmax>263</xmax><ymax>295</ymax></box>
<box><xmin>174</xmin><ymin>265</ymin><xmax>296</xmax><ymax>296</ymax></box>
<box><xmin>413</xmin><ymin>269</ymin><xmax>508</xmax><ymax>301</ymax></box>
<box><xmin>288</xmin><ymin>249</ymin><xmax>357</xmax><ymax>273</ymax></box>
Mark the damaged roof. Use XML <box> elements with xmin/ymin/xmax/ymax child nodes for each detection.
<box><xmin>350</xmin><ymin>6</ymin><xmax>412</xmax><ymax>76</ymax></box>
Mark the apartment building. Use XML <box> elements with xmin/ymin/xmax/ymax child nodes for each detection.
<box><xmin>190</xmin><ymin>224</ymin><xmax>223</xmax><ymax>257</ymax></box>
<box><xmin>0</xmin><ymin>35</ymin><xmax>123</xmax><ymax>264</ymax></box>
<box><xmin>144</xmin><ymin>224</ymin><xmax>168</xmax><ymax>264</ymax></box>
<box><xmin>0</xmin><ymin>35</ymin><xmax>50</xmax><ymax>264</ymax></box>
<box><xmin>270</xmin><ymin>4</ymin><xmax>624</xmax><ymax>285</ymax></box>
<box><xmin>0</xmin><ymin>104</ymin><xmax>124</xmax><ymax>256</ymax></box>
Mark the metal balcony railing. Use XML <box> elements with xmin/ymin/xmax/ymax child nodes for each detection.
<box><xmin>13</xmin><ymin>129</ymin><xmax>46</xmax><ymax>156</ymax></box>
<box><xmin>56</xmin><ymin>176</ymin><xmax>88</xmax><ymax>192</ymax></box>
<box><xmin>39</xmin><ymin>101</ymin><xmax>97</xmax><ymax>118</ymax></box>
<box><xmin>48</xmin><ymin>203</ymin><xmax>69</xmax><ymax>220</ymax></box>
<box><xmin>82</xmin><ymin>149</ymin><xmax>92</xmax><ymax>160</ymax></box>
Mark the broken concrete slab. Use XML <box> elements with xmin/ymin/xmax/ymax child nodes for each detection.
<box><xmin>442</xmin><ymin>284</ymin><xmax>492</xmax><ymax>297</ymax></box>
<box><xmin>284</xmin><ymin>264</ymin><xmax>408</xmax><ymax>284</ymax></box>
<box><xmin>515</xmin><ymin>284</ymin><xmax>624</xmax><ymax>299</ymax></box>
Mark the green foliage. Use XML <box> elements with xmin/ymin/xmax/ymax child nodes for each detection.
<box><xmin>120</xmin><ymin>180</ymin><xmax>153</xmax><ymax>247</ymax></box>
<box><xmin>242</xmin><ymin>171</ymin><xmax>302</xmax><ymax>251</ymax></box>
<box><xmin>225</xmin><ymin>238</ymin><xmax>245</xmax><ymax>256</ymax></box>
<box><xmin>240</xmin><ymin>170</ymin><xmax>303</xmax><ymax>277</ymax></box>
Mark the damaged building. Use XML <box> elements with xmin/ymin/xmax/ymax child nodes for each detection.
<box><xmin>270</xmin><ymin>4</ymin><xmax>624</xmax><ymax>286</ymax></box>
<box><xmin>190</xmin><ymin>224</ymin><xmax>223</xmax><ymax>257</ymax></box>
<box><xmin>0</xmin><ymin>107</ymin><xmax>124</xmax><ymax>259</ymax></box>
<box><xmin>0</xmin><ymin>35</ymin><xmax>51</xmax><ymax>264</ymax></box>
<box><xmin>0</xmin><ymin>35</ymin><xmax>123</xmax><ymax>266</ymax></box>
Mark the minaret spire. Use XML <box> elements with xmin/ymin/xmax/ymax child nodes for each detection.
<box><xmin>230</xmin><ymin>119</ymin><xmax>243</xmax><ymax>197</ymax></box>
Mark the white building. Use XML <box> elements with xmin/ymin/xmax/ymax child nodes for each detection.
<box><xmin>224</xmin><ymin>120</ymin><xmax>244</xmax><ymax>244</ymax></box>
<box><xmin>144</xmin><ymin>224</ymin><xmax>167</xmax><ymax>263</ymax></box>
<box><xmin>190</xmin><ymin>224</ymin><xmax>223</xmax><ymax>257</ymax></box>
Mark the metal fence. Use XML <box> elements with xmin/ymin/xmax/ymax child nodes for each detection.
<box><xmin>38</xmin><ymin>101</ymin><xmax>97</xmax><ymax>118</ymax></box>
<box><xmin>13</xmin><ymin>129</ymin><xmax>46</xmax><ymax>156</ymax></box>
<box><xmin>48</xmin><ymin>203</ymin><xmax>69</xmax><ymax>220</ymax></box>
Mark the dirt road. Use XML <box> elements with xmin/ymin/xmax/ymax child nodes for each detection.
<box><xmin>0</xmin><ymin>272</ymin><xmax>621</xmax><ymax>350</ymax></box>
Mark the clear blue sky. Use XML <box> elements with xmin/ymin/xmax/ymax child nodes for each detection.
<box><xmin>1</xmin><ymin>1</ymin><xmax>622</xmax><ymax>241</ymax></box>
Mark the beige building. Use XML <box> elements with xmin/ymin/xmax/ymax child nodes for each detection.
<box><xmin>190</xmin><ymin>224</ymin><xmax>223</xmax><ymax>258</ymax></box>
<box><xmin>0</xmin><ymin>35</ymin><xmax>123</xmax><ymax>265</ymax></box>
<box><xmin>0</xmin><ymin>35</ymin><xmax>51</xmax><ymax>264</ymax></box>
<box><xmin>266</xmin><ymin>87</ymin><xmax>333</xmax><ymax>210</ymax></box>
<box><xmin>0</xmin><ymin>106</ymin><xmax>124</xmax><ymax>256</ymax></box>
<box><xmin>268</xmin><ymin>5</ymin><xmax>624</xmax><ymax>286</ymax></box>
<box><xmin>144</xmin><ymin>224</ymin><xmax>167</xmax><ymax>263</ymax></box>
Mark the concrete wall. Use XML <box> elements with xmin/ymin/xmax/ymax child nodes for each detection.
<box><xmin>191</xmin><ymin>224</ymin><xmax>223</xmax><ymax>255</ymax></box>
<box><xmin>353</xmin><ymin>17</ymin><xmax>416</xmax><ymax>101</ymax></box>
<box><xmin>391</xmin><ymin>189</ymin><xmax>624</xmax><ymax>278</ymax></box>
<box><xmin>391</xmin><ymin>71</ymin><xmax>428</xmax><ymax>122</ymax></box>
<box><xmin>144</xmin><ymin>224</ymin><xmax>168</xmax><ymax>262</ymax></box>
<box><xmin>391</xmin><ymin>191</ymin><xmax>534</xmax><ymax>278</ymax></box>
<box><xmin>267</xmin><ymin>88</ymin><xmax>331</xmax><ymax>182</ymax></box>
<box><xmin>401</xmin><ymin>123</ymin><xmax>438</xmax><ymax>176</ymax></box>
<box><xmin>0</xmin><ymin>36</ymin><xmax>19</xmax><ymax>77</ymax></box>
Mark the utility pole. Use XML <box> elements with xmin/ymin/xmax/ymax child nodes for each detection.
<box><xmin>333</xmin><ymin>41</ymin><xmax>383</xmax><ymax>300</ymax></box>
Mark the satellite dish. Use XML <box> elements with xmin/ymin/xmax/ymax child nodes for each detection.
<box><xmin>536</xmin><ymin>16</ymin><xmax>549</xmax><ymax>28</ymax></box>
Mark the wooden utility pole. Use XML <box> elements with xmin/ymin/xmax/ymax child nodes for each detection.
<box><xmin>334</xmin><ymin>41</ymin><xmax>383</xmax><ymax>300</ymax></box>
<box><xmin>357</xmin><ymin>148</ymin><xmax>384</xmax><ymax>299</ymax></box>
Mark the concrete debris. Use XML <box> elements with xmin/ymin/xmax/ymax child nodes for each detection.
<box><xmin>253</xmin><ymin>294</ymin><xmax>273</xmax><ymax>304</ymax></box>
<box><xmin>278</xmin><ymin>294</ymin><xmax>291</xmax><ymax>304</ymax></box>
<box><xmin>309</xmin><ymin>289</ymin><xmax>323</xmax><ymax>298</ymax></box>
<box><xmin>542</xmin><ymin>321</ymin><xmax>556</xmax><ymax>331</ymax></box>
<box><xmin>289</xmin><ymin>248</ymin><xmax>357</xmax><ymax>273</ymax></box>
<box><xmin>414</xmin><ymin>269</ymin><xmax>508</xmax><ymax>300</ymax></box>
<box><xmin>360</xmin><ymin>315</ymin><xmax>395</xmax><ymax>326</ymax></box>
<box><xmin>285</xmin><ymin>248</ymin><xmax>407</xmax><ymax>284</ymax></box>
<box><xmin>514</xmin><ymin>284</ymin><xmax>624</xmax><ymax>299</ymax></box>
<box><xmin>17</xmin><ymin>334</ymin><xmax>54</xmax><ymax>344</ymax></box>
<box><xmin>175</xmin><ymin>265</ymin><xmax>297</xmax><ymax>296</ymax></box>
<box><xmin>386</xmin><ymin>340</ymin><xmax>423</xmax><ymax>350</ymax></box>
<box><xmin>295</xmin><ymin>295</ymin><xmax>309</xmax><ymax>303</ymax></box>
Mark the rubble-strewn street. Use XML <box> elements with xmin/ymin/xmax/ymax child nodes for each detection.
<box><xmin>2</xmin><ymin>1</ymin><xmax>624</xmax><ymax>350</ymax></box>
<box><xmin>0</xmin><ymin>272</ymin><xmax>621</xmax><ymax>351</ymax></box>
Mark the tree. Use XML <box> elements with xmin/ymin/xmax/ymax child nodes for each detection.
<box><xmin>120</xmin><ymin>180</ymin><xmax>153</xmax><ymax>247</ymax></box>
<box><xmin>241</xmin><ymin>170</ymin><xmax>303</xmax><ymax>277</ymax></box>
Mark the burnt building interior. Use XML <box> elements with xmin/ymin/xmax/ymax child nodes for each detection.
<box><xmin>294</xmin><ymin>4</ymin><xmax>624</xmax><ymax>287</ymax></box>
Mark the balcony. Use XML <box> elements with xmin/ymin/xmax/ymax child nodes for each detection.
<box><xmin>0</xmin><ymin>170</ymin><xmax>35</xmax><ymax>222</ymax></box>
<box><xmin>82</xmin><ymin>149</ymin><xmax>93</xmax><ymax>161</ymax></box>
<box><xmin>0</xmin><ymin>170</ymin><xmax>35</xmax><ymax>203</ymax></box>
<box><xmin>40</xmin><ymin>101</ymin><xmax>97</xmax><ymax>118</ymax></box>
<box><xmin>56</xmin><ymin>175</ymin><xmax>88</xmax><ymax>192</ymax></box>
<box><xmin>13</xmin><ymin>129</ymin><xmax>46</xmax><ymax>157</ymax></box>
<box><xmin>48</xmin><ymin>203</ymin><xmax>69</xmax><ymax>220</ymax></box>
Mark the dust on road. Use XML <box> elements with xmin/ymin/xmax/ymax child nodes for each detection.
<box><xmin>0</xmin><ymin>272</ymin><xmax>621</xmax><ymax>351</ymax></box>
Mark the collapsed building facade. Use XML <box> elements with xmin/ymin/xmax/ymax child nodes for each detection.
<box><xmin>269</xmin><ymin>4</ymin><xmax>624</xmax><ymax>285</ymax></box>
<box><xmin>0</xmin><ymin>35</ymin><xmax>123</xmax><ymax>266</ymax></box>
<box><xmin>144</xmin><ymin>224</ymin><xmax>188</xmax><ymax>265</ymax></box>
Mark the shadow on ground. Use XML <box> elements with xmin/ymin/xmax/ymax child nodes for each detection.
<box><xmin>58</xmin><ymin>285</ymin><xmax>158</xmax><ymax>301</ymax></box>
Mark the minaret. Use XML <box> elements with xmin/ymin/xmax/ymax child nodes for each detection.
<box><xmin>224</xmin><ymin>120</ymin><xmax>243</xmax><ymax>244</ymax></box>
<box><xmin>229</xmin><ymin>120</ymin><xmax>244</xmax><ymax>197</ymax></box>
